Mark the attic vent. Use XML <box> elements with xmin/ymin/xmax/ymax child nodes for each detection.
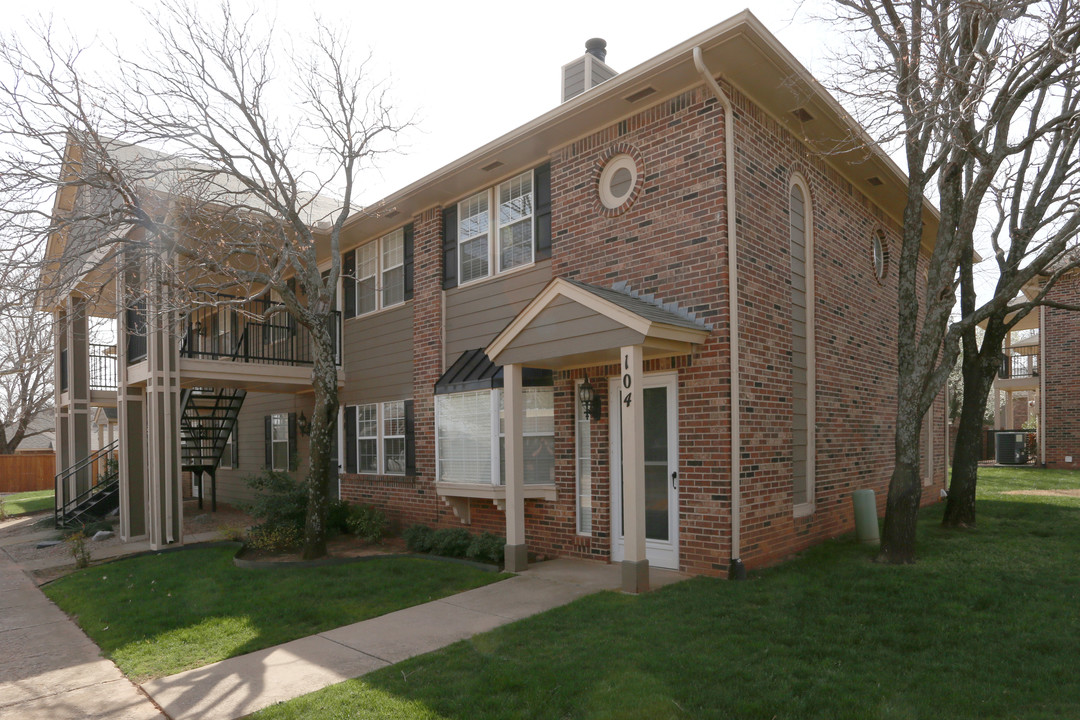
<box><xmin>791</xmin><ymin>107</ymin><xmax>814</xmax><ymax>122</ymax></box>
<box><xmin>384</xmin><ymin>209</ymin><xmax>400</xmax><ymax>218</ymax></box>
<box><xmin>481</xmin><ymin>160</ymin><xmax>504</xmax><ymax>172</ymax></box>
<box><xmin>562</xmin><ymin>39</ymin><xmax>618</xmax><ymax>103</ymax></box>
<box><xmin>866</xmin><ymin>176</ymin><xmax>884</xmax><ymax>187</ymax></box>
<box><xmin>625</xmin><ymin>86</ymin><xmax>656</xmax><ymax>103</ymax></box>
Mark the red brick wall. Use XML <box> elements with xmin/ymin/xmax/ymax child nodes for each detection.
<box><xmin>1044</xmin><ymin>271</ymin><xmax>1080</xmax><ymax>469</ymax></box>
<box><xmin>340</xmin><ymin>78</ymin><xmax>948</xmax><ymax>577</ymax></box>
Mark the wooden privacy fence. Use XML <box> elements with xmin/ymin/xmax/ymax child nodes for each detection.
<box><xmin>0</xmin><ymin>454</ymin><xmax>56</xmax><ymax>493</ymax></box>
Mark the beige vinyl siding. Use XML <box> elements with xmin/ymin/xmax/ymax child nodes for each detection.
<box><xmin>445</xmin><ymin>260</ymin><xmax>551</xmax><ymax>360</ymax></box>
<box><xmin>790</xmin><ymin>184</ymin><xmax>809</xmax><ymax>507</ymax></box>
<box><xmin>495</xmin><ymin>295</ymin><xmax>642</xmax><ymax>367</ymax></box>
<box><xmin>342</xmin><ymin>303</ymin><xmax>413</xmax><ymax>404</ymax></box>
<box><xmin>212</xmin><ymin>391</ymin><xmax>308</xmax><ymax>507</ymax></box>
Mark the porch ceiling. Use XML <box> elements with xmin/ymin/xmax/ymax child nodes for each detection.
<box><xmin>486</xmin><ymin>277</ymin><xmax>710</xmax><ymax>370</ymax></box>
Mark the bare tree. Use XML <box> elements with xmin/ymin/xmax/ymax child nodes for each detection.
<box><xmin>945</xmin><ymin>86</ymin><xmax>1080</xmax><ymax>527</ymax></box>
<box><xmin>825</xmin><ymin>0</ymin><xmax>1080</xmax><ymax>562</ymax></box>
<box><xmin>0</xmin><ymin>2</ymin><xmax>407</xmax><ymax>558</ymax></box>
<box><xmin>0</xmin><ymin>260</ymin><xmax>53</xmax><ymax>454</ymax></box>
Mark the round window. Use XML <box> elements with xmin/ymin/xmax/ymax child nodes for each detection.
<box><xmin>872</xmin><ymin>230</ymin><xmax>888</xmax><ymax>281</ymax></box>
<box><xmin>598</xmin><ymin>154</ymin><xmax>639</xmax><ymax>210</ymax></box>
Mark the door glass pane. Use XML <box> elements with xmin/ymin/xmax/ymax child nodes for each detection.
<box><xmin>644</xmin><ymin>387</ymin><xmax>669</xmax><ymax>541</ymax></box>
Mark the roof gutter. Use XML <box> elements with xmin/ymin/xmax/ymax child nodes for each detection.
<box><xmin>694</xmin><ymin>47</ymin><xmax>744</xmax><ymax>580</ymax></box>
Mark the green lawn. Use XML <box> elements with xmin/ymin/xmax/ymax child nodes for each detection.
<box><xmin>44</xmin><ymin>548</ymin><xmax>506</xmax><ymax>682</ymax></box>
<box><xmin>1</xmin><ymin>489</ymin><xmax>54</xmax><ymax>516</ymax></box>
<box><xmin>252</xmin><ymin>467</ymin><xmax>1080</xmax><ymax>720</ymax></box>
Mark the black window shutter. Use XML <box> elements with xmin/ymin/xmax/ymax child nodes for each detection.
<box><xmin>288</xmin><ymin>412</ymin><xmax>298</xmax><ymax>470</ymax></box>
<box><xmin>404</xmin><ymin>399</ymin><xmax>416</xmax><ymax>476</ymax></box>
<box><xmin>403</xmin><ymin>223</ymin><xmax>415</xmax><ymax>301</ymax></box>
<box><xmin>534</xmin><ymin>162</ymin><xmax>552</xmax><ymax>260</ymax></box>
<box><xmin>264</xmin><ymin>415</ymin><xmax>272</xmax><ymax>468</ymax></box>
<box><xmin>343</xmin><ymin>250</ymin><xmax>356</xmax><ymax>318</ymax></box>
<box><xmin>442</xmin><ymin>206</ymin><xmax>458</xmax><ymax>290</ymax></box>
<box><xmin>345</xmin><ymin>405</ymin><xmax>357</xmax><ymax>473</ymax></box>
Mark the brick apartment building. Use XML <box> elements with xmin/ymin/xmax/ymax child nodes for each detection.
<box><xmin>51</xmin><ymin>12</ymin><xmax>948</xmax><ymax>591</ymax></box>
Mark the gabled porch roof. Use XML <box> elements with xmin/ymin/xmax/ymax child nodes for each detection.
<box><xmin>486</xmin><ymin>277</ymin><xmax>710</xmax><ymax>370</ymax></box>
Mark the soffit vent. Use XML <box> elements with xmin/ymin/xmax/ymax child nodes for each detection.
<box><xmin>624</xmin><ymin>86</ymin><xmax>657</xmax><ymax>103</ymax></box>
<box><xmin>562</xmin><ymin>39</ymin><xmax>618</xmax><ymax>103</ymax></box>
<box><xmin>481</xmin><ymin>160</ymin><xmax>504</xmax><ymax>172</ymax></box>
<box><xmin>866</xmin><ymin>176</ymin><xmax>884</xmax><ymax>187</ymax></box>
<box><xmin>791</xmin><ymin>107</ymin><xmax>814</xmax><ymax>122</ymax></box>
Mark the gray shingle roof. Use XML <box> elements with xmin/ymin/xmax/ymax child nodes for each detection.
<box><xmin>563</xmin><ymin>278</ymin><xmax>711</xmax><ymax>331</ymax></box>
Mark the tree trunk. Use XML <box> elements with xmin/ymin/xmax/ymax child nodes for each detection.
<box><xmin>302</xmin><ymin>318</ymin><xmax>339</xmax><ymax>560</ymax></box>
<box><xmin>943</xmin><ymin>332</ymin><xmax>1004</xmax><ymax>528</ymax></box>
<box><xmin>942</xmin><ymin>364</ymin><xmax>989</xmax><ymax>527</ymax></box>
<box><xmin>878</xmin><ymin>396</ymin><xmax>923</xmax><ymax>564</ymax></box>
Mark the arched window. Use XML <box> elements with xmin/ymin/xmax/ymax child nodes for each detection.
<box><xmin>789</xmin><ymin>178</ymin><xmax>815</xmax><ymax>514</ymax></box>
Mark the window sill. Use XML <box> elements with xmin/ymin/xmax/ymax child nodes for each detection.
<box><xmin>793</xmin><ymin>502</ymin><xmax>815</xmax><ymax>519</ymax></box>
<box><xmin>435</xmin><ymin>481</ymin><xmax>556</xmax><ymax>510</ymax></box>
<box><xmin>345</xmin><ymin>299</ymin><xmax>412</xmax><ymax>324</ymax></box>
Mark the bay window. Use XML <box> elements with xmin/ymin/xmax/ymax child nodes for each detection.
<box><xmin>436</xmin><ymin>386</ymin><xmax>554</xmax><ymax>486</ymax></box>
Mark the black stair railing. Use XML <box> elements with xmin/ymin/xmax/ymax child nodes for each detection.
<box><xmin>55</xmin><ymin>439</ymin><xmax>120</xmax><ymax>528</ymax></box>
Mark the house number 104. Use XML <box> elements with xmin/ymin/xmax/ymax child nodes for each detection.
<box><xmin>622</xmin><ymin>354</ymin><xmax>632</xmax><ymax>408</ymax></box>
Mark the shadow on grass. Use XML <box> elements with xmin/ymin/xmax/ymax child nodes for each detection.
<box><xmin>274</xmin><ymin>497</ymin><xmax>1080</xmax><ymax>720</ymax></box>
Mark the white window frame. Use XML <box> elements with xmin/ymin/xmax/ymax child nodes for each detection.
<box><xmin>219</xmin><ymin>425</ymin><xmax>236</xmax><ymax>470</ymax></box>
<box><xmin>349</xmin><ymin>227</ymin><xmax>408</xmax><ymax>318</ymax></box>
<box><xmin>349</xmin><ymin>400</ymin><xmax>409</xmax><ymax>476</ymax></box>
<box><xmin>356</xmin><ymin>403</ymin><xmax>378</xmax><ymax>474</ymax></box>
<box><xmin>270</xmin><ymin>413</ymin><xmax>289</xmax><ymax>472</ymax></box>
<box><xmin>382</xmin><ymin>400</ymin><xmax>406</xmax><ymax>475</ymax></box>
<box><xmin>457</xmin><ymin>170</ymin><xmax>535</xmax><ymax>287</ymax></box>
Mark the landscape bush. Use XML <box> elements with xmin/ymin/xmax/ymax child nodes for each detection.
<box><xmin>403</xmin><ymin>524</ymin><xmax>504</xmax><ymax>565</ymax></box>
<box><xmin>346</xmin><ymin>504</ymin><xmax>387</xmax><ymax>543</ymax></box>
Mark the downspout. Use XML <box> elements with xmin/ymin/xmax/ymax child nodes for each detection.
<box><xmin>694</xmin><ymin>47</ymin><xmax>745</xmax><ymax>580</ymax></box>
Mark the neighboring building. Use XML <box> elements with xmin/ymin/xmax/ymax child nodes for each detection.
<box><xmin>47</xmin><ymin>12</ymin><xmax>948</xmax><ymax>590</ymax></box>
<box><xmin>990</xmin><ymin>266</ymin><xmax>1080</xmax><ymax>469</ymax></box>
<box><xmin>8</xmin><ymin>412</ymin><xmax>55</xmax><ymax>455</ymax></box>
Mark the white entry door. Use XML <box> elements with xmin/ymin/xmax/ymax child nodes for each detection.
<box><xmin>610</xmin><ymin>373</ymin><xmax>680</xmax><ymax>569</ymax></box>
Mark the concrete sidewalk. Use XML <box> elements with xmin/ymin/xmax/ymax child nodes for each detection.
<box><xmin>142</xmin><ymin>559</ymin><xmax>688</xmax><ymax>720</ymax></box>
<box><xmin>0</xmin><ymin>550</ymin><xmax>165</xmax><ymax>720</ymax></box>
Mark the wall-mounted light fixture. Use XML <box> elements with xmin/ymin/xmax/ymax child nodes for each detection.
<box><xmin>579</xmin><ymin>375</ymin><xmax>601</xmax><ymax>422</ymax></box>
<box><xmin>297</xmin><ymin>410</ymin><xmax>311</xmax><ymax>436</ymax></box>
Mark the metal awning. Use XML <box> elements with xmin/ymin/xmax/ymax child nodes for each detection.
<box><xmin>434</xmin><ymin>348</ymin><xmax>553</xmax><ymax>395</ymax></box>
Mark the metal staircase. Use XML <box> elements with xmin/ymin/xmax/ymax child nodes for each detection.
<box><xmin>55</xmin><ymin>440</ymin><xmax>120</xmax><ymax>528</ymax></box>
<box><xmin>180</xmin><ymin>387</ymin><xmax>247</xmax><ymax>511</ymax></box>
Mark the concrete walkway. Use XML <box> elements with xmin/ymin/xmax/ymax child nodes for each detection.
<box><xmin>142</xmin><ymin>559</ymin><xmax>688</xmax><ymax>720</ymax></box>
<box><xmin>0</xmin><ymin>550</ymin><xmax>165</xmax><ymax>720</ymax></box>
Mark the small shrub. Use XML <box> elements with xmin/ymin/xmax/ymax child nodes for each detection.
<box><xmin>346</xmin><ymin>504</ymin><xmax>387</xmax><ymax>544</ymax></box>
<box><xmin>403</xmin><ymin>524</ymin><xmax>435</xmax><ymax>553</ymax></box>
<box><xmin>466</xmin><ymin>531</ymin><xmax>505</xmax><ymax>565</ymax></box>
<box><xmin>0</xmin><ymin>498</ymin><xmax>7</xmax><ymax>521</ymax></box>
<box><xmin>63</xmin><ymin>520</ymin><xmax>112</xmax><ymax>538</ymax></box>
<box><xmin>432</xmin><ymin>528</ymin><xmax>472</xmax><ymax>558</ymax></box>
<box><xmin>247</xmin><ymin>523</ymin><xmax>302</xmax><ymax>552</ymax></box>
<box><xmin>326</xmin><ymin>499</ymin><xmax>350</xmax><ymax>536</ymax></box>
<box><xmin>67</xmin><ymin>531</ymin><xmax>91</xmax><ymax>569</ymax></box>
<box><xmin>242</xmin><ymin>470</ymin><xmax>306</xmax><ymax>535</ymax></box>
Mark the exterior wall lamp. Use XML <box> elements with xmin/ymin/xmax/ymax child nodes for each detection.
<box><xmin>297</xmin><ymin>410</ymin><xmax>311</xmax><ymax>436</ymax></box>
<box><xmin>579</xmin><ymin>375</ymin><xmax>601</xmax><ymax>422</ymax></box>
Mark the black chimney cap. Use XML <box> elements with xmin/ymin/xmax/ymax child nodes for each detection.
<box><xmin>585</xmin><ymin>38</ymin><xmax>607</xmax><ymax>63</ymax></box>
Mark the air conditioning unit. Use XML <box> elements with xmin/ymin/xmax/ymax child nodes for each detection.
<box><xmin>994</xmin><ymin>432</ymin><xmax>1029</xmax><ymax>465</ymax></box>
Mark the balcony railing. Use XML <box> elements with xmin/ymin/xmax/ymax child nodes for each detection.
<box><xmin>89</xmin><ymin>344</ymin><xmax>118</xmax><ymax>391</ymax></box>
<box><xmin>1000</xmin><ymin>346</ymin><xmax>1039</xmax><ymax>379</ymax></box>
<box><xmin>180</xmin><ymin>298</ymin><xmax>341</xmax><ymax>367</ymax></box>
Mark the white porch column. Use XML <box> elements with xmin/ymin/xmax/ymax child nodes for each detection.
<box><xmin>1006</xmin><ymin>390</ymin><xmax>1015</xmax><ymax>429</ymax></box>
<box><xmin>620</xmin><ymin>344</ymin><xmax>649</xmax><ymax>593</ymax></box>
<box><xmin>995</xmin><ymin>388</ymin><xmax>1004</xmax><ymax>430</ymax></box>
<box><xmin>503</xmin><ymin>363</ymin><xmax>527</xmax><ymax>572</ymax></box>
